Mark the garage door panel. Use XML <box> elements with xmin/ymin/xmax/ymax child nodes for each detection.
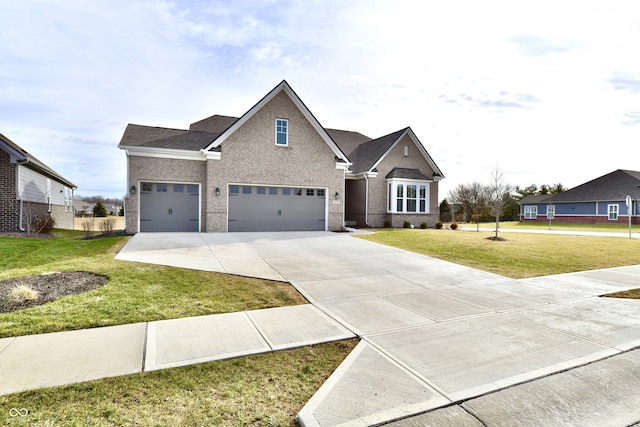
<box><xmin>228</xmin><ymin>186</ymin><xmax>326</xmax><ymax>232</ymax></box>
<box><xmin>140</xmin><ymin>182</ymin><xmax>200</xmax><ymax>232</ymax></box>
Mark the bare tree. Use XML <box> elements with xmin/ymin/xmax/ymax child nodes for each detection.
<box><xmin>487</xmin><ymin>166</ymin><xmax>513</xmax><ymax>240</ymax></box>
<box><xmin>447</xmin><ymin>182</ymin><xmax>486</xmax><ymax>224</ymax></box>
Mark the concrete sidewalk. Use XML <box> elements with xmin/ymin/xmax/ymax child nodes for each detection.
<box><xmin>0</xmin><ymin>304</ymin><xmax>354</xmax><ymax>396</ymax></box>
<box><xmin>2</xmin><ymin>231</ymin><xmax>640</xmax><ymax>426</ymax></box>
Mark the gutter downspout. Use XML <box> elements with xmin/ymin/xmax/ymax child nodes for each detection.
<box><xmin>364</xmin><ymin>174</ymin><xmax>370</xmax><ymax>227</ymax></box>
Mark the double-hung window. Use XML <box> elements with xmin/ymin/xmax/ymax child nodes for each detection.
<box><xmin>275</xmin><ymin>118</ymin><xmax>288</xmax><ymax>146</ymax></box>
<box><xmin>608</xmin><ymin>204</ymin><xmax>619</xmax><ymax>221</ymax></box>
<box><xmin>388</xmin><ymin>180</ymin><xmax>430</xmax><ymax>213</ymax></box>
<box><xmin>524</xmin><ymin>205</ymin><xmax>537</xmax><ymax>219</ymax></box>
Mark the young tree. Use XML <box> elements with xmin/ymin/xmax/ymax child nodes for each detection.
<box><xmin>487</xmin><ymin>166</ymin><xmax>513</xmax><ymax>240</ymax></box>
<box><xmin>439</xmin><ymin>199</ymin><xmax>452</xmax><ymax>222</ymax></box>
<box><xmin>93</xmin><ymin>200</ymin><xmax>108</xmax><ymax>217</ymax></box>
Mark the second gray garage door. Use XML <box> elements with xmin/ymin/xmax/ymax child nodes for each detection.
<box><xmin>228</xmin><ymin>185</ymin><xmax>326</xmax><ymax>232</ymax></box>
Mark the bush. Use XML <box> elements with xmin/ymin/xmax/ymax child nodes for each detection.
<box><xmin>450</xmin><ymin>222</ymin><xmax>458</xmax><ymax>230</ymax></box>
<box><xmin>435</xmin><ymin>222</ymin><xmax>443</xmax><ymax>229</ymax></box>
<box><xmin>101</xmin><ymin>218</ymin><xmax>116</xmax><ymax>237</ymax></box>
<box><xmin>81</xmin><ymin>219</ymin><xmax>95</xmax><ymax>238</ymax></box>
<box><xmin>403</xmin><ymin>221</ymin><xmax>411</xmax><ymax>228</ymax></box>
<box><xmin>383</xmin><ymin>220</ymin><xmax>392</xmax><ymax>228</ymax></box>
<box><xmin>32</xmin><ymin>215</ymin><xmax>55</xmax><ymax>234</ymax></box>
<box><xmin>420</xmin><ymin>222</ymin><xmax>427</xmax><ymax>229</ymax></box>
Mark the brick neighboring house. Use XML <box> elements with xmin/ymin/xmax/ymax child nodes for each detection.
<box><xmin>519</xmin><ymin>169</ymin><xmax>640</xmax><ymax>224</ymax></box>
<box><xmin>118</xmin><ymin>80</ymin><xmax>444</xmax><ymax>233</ymax></box>
<box><xmin>0</xmin><ymin>133</ymin><xmax>76</xmax><ymax>232</ymax></box>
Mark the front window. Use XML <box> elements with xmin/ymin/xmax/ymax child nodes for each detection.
<box><xmin>524</xmin><ymin>205</ymin><xmax>537</xmax><ymax>219</ymax></box>
<box><xmin>276</xmin><ymin>118</ymin><xmax>288</xmax><ymax>146</ymax></box>
<box><xmin>388</xmin><ymin>180</ymin><xmax>430</xmax><ymax>213</ymax></box>
<box><xmin>608</xmin><ymin>204</ymin><xmax>619</xmax><ymax>221</ymax></box>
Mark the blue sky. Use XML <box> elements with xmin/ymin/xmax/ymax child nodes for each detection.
<box><xmin>1</xmin><ymin>0</ymin><xmax>639</xmax><ymax>199</ymax></box>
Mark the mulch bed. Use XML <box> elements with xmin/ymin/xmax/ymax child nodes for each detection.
<box><xmin>0</xmin><ymin>272</ymin><xmax>107</xmax><ymax>313</ymax></box>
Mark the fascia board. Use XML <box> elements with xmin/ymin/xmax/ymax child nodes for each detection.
<box><xmin>346</xmin><ymin>171</ymin><xmax>379</xmax><ymax>180</ymax></box>
<box><xmin>0</xmin><ymin>140</ymin><xmax>27</xmax><ymax>163</ymax></box>
<box><xmin>123</xmin><ymin>146</ymin><xmax>208</xmax><ymax>161</ymax></box>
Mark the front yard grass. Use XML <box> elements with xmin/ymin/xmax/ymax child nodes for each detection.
<box><xmin>1</xmin><ymin>339</ymin><xmax>358</xmax><ymax>426</ymax></box>
<box><xmin>0</xmin><ymin>231</ymin><xmax>306</xmax><ymax>338</ymax></box>
<box><xmin>359</xmin><ymin>228</ymin><xmax>640</xmax><ymax>279</ymax></box>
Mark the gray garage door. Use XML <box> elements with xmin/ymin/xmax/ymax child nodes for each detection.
<box><xmin>228</xmin><ymin>185</ymin><xmax>326</xmax><ymax>232</ymax></box>
<box><xmin>139</xmin><ymin>182</ymin><xmax>200</xmax><ymax>232</ymax></box>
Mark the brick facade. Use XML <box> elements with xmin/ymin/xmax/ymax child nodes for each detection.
<box><xmin>0</xmin><ymin>149</ymin><xmax>19</xmax><ymax>232</ymax></box>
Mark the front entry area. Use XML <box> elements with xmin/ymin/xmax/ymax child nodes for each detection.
<box><xmin>228</xmin><ymin>185</ymin><xmax>326</xmax><ymax>232</ymax></box>
<box><xmin>139</xmin><ymin>182</ymin><xmax>200</xmax><ymax>232</ymax></box>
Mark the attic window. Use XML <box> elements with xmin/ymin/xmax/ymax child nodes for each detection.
<box><xmin>276</xmin><ymin>119</ymin><xmax>288</xmax><ymax>146</ymax></box>
<box><xmin>404</xmin><ymin>145</ymin><xmax>409</xmax><ymax>156</ymax></box>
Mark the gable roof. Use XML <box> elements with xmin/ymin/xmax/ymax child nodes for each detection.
<box><xmin>518</xmin><ymin>194</ymin><xmax>550</xmax><ymax>205</ymax></box>
<box><xmin>347</xmin><ymin>127</ymin><xmax>444</xmax><ymax>179</ymax></box>
<box><xmin>545</xmin><ymin>169</ymin><xmax>640</xmax><ymax>203</ymax></box>
<box><xmin>203</xmin><ymin>80</ymin><xmax>350</xmax><ymax>164</ymax></box>
<box><xmin>189</xmin><ymin>115</ymin><xmax>238</xmax><ymax>133</ymax></box>
<box><xmin>0</xmin><ymin>132</ymin><xmax>76</xmax><ymax>188</ymax></box>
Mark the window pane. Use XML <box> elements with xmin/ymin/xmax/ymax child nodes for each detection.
<box><xmin>269</xmin><ymin>187</ymin><xmax>278</xmax><ymax>195</ymax></box>
<box><xmin>187</xmin><ymin>185</ymin><xmax>198</xmax><ymax>194</ymax></box>
<box><xmin>407</xmin><ymin>185</ymin><xmax>416</xmax><ymax>198</ymax></box>
<box><xmin>276</xmin><ymin>119</ymin><xmax>288</xmax><ymax>145</ymax></box>
<box><xmin>397</xmin><ymin>199</ymin><xmax>403</xmax><ymax>212</ymax></box>
<box><xmin>173</xmin><ymin>184</ymin><xmax>184</xmax><ymax>193</ymax></box>
<box><xmin>257</xmin><ymin>187</ymin><xmax>266</xmax><ymax>195</ymax></box>
<box><xmin>420</xmin><ymin>200</ymin><xmax>426</xmax><ymax>212</ymax></box>
<box><xmin>317</xmin><ymin>189</ymin><xmax>325</xmax><ymax>197</ymax></box>
<box><xmin>142</xmin><ymin>183</ymin><xmax>152</xmax><ymax>192</ymax></box>
<box><xmin>407</xmin><ymin>200</ymin><xmax>417</xmax><ymax>212</ymax></box>
<box><xmin>419</xmin><ymin>185</ymin><xmax>426</xmax><ymax>198</ymax></box>
<box><xmin>157</xmin><ymin>184</ymin><xmax>168</xmax><ymax>192</ymax></box>
<box><xmin>229</xmin><ymin>185</ymin><xmax>239</xmax><ymax>194</ymax></box>
<box><xmin>397</xmin><ymin>184</ymin><xmax>404</xmax><ymax>198</ymax></box>
<box><xmin>283</xmin><ymin>188</ymin><xmax>291</xmax><ymax>195</ymax></box>
<box><xmin>242</xmin><ymin>186</ymin><xmax>252</xmax><ymax>194</ymax></box>
<box><xmin>294</xmin><ymin>188</ymin><xmax>302</xmax><ymax>196</ymax></box>
<box><xmin>306</xmin><ymin>189</ymin><xmax>314</xmax><ymax>196</ymax></box>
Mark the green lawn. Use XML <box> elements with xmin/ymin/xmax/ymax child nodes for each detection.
<box><xmin>358</xmin><ymin>228</ymin><xmax>640</xmax><ymax>279</ymax></box>
<box><xmin>0</xmin><ymin>231</ymin><xmax>306</xmax><ymax>339</ymax></box>
<box><xmin>461</xmin><ymin>220</ymin><xmax>640</xmax><ymax>233</ymax></box>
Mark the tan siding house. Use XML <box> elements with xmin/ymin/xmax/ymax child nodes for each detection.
<box><xmin>118</xmin><ymin>81</ymin><xmax>443</xmax><ymax>233</ymax></box>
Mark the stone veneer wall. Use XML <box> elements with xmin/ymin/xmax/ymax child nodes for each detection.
<box><xmin>124</xmin><ymin>156</ymin><xmax>207</xmax><ymax>233</ymax></box>
<box><xmin>205</xmin><ymin>91</ymin><xmax>345</xmax><ymax>232</ymax></box>
<box><xmin>0</xmin><ymin>150</ymin><xmax>20</xmax><ymax>232</ymax></box>
<box><xmin>366</xmin><ymin>134</ymin><xmax>439</xmax><ymax>228</ymax></box>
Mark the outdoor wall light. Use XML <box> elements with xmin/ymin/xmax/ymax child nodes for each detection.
<box><xmin>215</xmin><ymin>187</ymin><xmax>221</xmax><ymax>196</ymax></box>
<box><xmin>335</xmin><ymin>191</ymin><xmax>340</xmax><ymax>200</ymax></box>
<box><xmin>130</xmin><ymin>185</ymin><xmax>136</xmax><ymax>195</ymax></box>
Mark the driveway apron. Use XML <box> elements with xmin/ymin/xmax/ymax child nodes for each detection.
<box><xmin>121</xmin><ymin>232</ymin><xmax>640</xmax><ymax>425</ymax></box>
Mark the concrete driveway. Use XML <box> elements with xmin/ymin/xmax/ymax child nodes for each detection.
<box><xmin>116</xmin><ymin>231</ymin><xmax>640</xmax><ymax>426</ymax></box>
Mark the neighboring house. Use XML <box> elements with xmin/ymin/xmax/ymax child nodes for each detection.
<box><xmin>73</xmin><ymin>200</ymin><xmax>94</xmax><ymax>216</ymax></box>
<box><xmin>118</xmin><ymin>80</ymin><xmax>444</xmax><ymax>233</ymax></box>
<box><xmin>0</xmin><ymin>133</ymin><xmax>76</xmax><ymax>232</ymax></box>
<box><xmin>519</xmin><ymin>170</ymin><xmax>640</xmax><ymax>224</ymax></box>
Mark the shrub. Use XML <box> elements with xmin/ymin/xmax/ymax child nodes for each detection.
<box><xmin>383</xmin><ymin>220</ymin><xmax>392</xmax><ymax>228</ymax></box>
<box><xmin>101</xmin><ymin>218</ymin><xmax>116</xmax><ymax>237</ymax></box>
<box><xmin>435</xmin><ymin>222</ymin><xmax>443</xmax><ymax>229</ymax></box>
<box><xmin>6</xmin><ymin>284</ymin><xmax>40</xmax><ymax>304</ymax></box>
<box><xmin>82</xmin><ymin>219</ymin><xmax>95</xmax><ymax>238</ymax></box>
<box><xmin>450</xmin><ymin>222</ymin><xmax>458</xmax><ymax>230</ymax></box>
<box><xmin>420</xmin><ymin>222</ymin><xmax>427</xmax><ymax>229</ymax></box>
<box><xmin>403</xmin><ymin>221</ymin><xmax>411</xmax><ymax>228</ymax></box>
<box><xmin>32</xmin><ymin>215</ymin><xmax>55</xmax><ymax>234</ymax></box>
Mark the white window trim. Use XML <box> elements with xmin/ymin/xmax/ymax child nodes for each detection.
<box><xmin>275</xmin><ymin>118</ymin><xmax>288</xmax><ymax>146</ymax></box>
<box><xmin>387</xmin><ymin>178</ymin><xmax>430</xmax><ymax>214</ymax></box>
<box><xmin>524</xmin><ymin>205</ymin><xmax>537</xmax><ymax>219</ymax></box>
<box><xmin>608</xmin><ymin>204</ymin><xmax>619</xmax><ymax>221</ymax></box>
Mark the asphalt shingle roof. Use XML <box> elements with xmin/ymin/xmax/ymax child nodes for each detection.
<box><xmin>546</xmin><ymin>169</ymin><xmax>640</xmax><ymax>202</ymax></box>
<box><xmin>347</xmin><ymin>128</ymin><xmax>408</xmax><ymax>174</ymax></box>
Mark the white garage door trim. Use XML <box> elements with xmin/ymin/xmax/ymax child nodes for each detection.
<box><xmin>138</xmin><ymin>181</ymin><xmax>201</xmax><ymax>232</ymax></box>
<box><xmin>227</xmin><ymin>184</ymin><xmax>328</xmax><ymax>232</ymax></box>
